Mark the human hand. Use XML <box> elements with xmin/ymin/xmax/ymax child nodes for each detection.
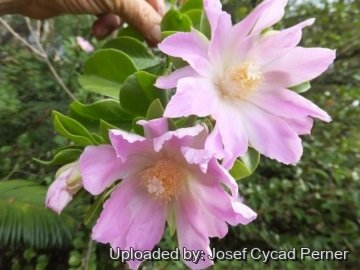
<box><xmin>0</xmin><ymin>0</ymin><xmax>165</xmax><ymax>43</ymax></box>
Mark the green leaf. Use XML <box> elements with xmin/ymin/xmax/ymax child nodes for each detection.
<box><xmin>146</xmin><ymin>99</ymin><xmax>165</xmax><ymax>120</ymax></box>
<box><xmin>175</xmin><ymin>115</ymin><xmax>197</xmax><ymax>128</ymax></box>
<box><xmin>0</xmin><ymin>180</ymin><xmax>78</xmax><ymax>248</ymax></box>
<box><xmin>132</xmin><ymin>116</ymin><xmax>146</xmax><ymax>136</ymax></box>
<box><xmin>52</xmin><ymin>111</ymin><xmax>96</xmax><ymax>146</ymax></box>
<box><xmin>70</xmin><ymin>99</ymin><xmax>132</xmax><ymax>122</ymax></box>
<box><xmin>161</xmin><ymin>9</ymin><xmax>192</xmax><ymax>32</ymax></box>
<box><xmin>179</xmin><ymin>0</ymin><xmax>203</xmax><ymax>12</ymax></box>
<box><xmin>229</xmin><ymin>148</ymin><xmax>260</xmax><ymax>180</ymax></box>
<box><xmin>84</xmin><ymin>186</ymin><xmax>116</xmax><ymax>227</ymax></box>
<box><xmin>99</xmin><ymin>120</ymin><xmax>120</xmax><ymax>144</ymax></box>
<box><xmin>119</xmin><ymin>71</ymin><xmax>166</xmax><ymax>116</ymax></box>
<box><xmin>240</xmin><ymin>147</ymin><xmax>260</xmax><ymax>174</ymax></box>
<box><xmin>79</xmin><ymin>49</ymin><xmax>137</xmax><ymax>98</ymax></box>
<box><xmin>184</xmin><ymin>9</ymin><xmax>203</xmax><ymax>30</ymax></box>
<box><xmin>117</xmin><ymin>26</ymin><xmax>144</xmax><ymax>41</ymax></box>
<box><xmin>33</xmin><ymin>149</ymin><xmax>82</xmax><ymax>166</ymax></box>
<box><xmin>290</xmin><ymin>81</ymin><xmax>311</xmax><ymax>93</ymax></box>
<box><xmin>103</xmin><ymin>37</ymin><xmax>160</xmax><ymax>70</ymax></box>
<box><xmin>200</xmin><ymin>11</ymin><xmax>211</xmax><ymax>39</ymax></box>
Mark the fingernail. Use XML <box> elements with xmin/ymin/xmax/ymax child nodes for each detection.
<box><xmin>148</xmin><ymin>24</ymin><xmax>161</xmax><ymax>44</ymax></box>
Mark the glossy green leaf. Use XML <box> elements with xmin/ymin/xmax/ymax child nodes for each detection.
<box><xmin>117</xmin><ymin>26</ymin><xmax>144</xmax><ymax>41</ymax></box>
<box><xmin>52</xmin><ymin>111</ymin><xmax>95</xmax><ymax>146</ymax></box>
<box><xmin>175</xmin><ymin>115</ymin><xmax>197</xmax><ymax>128</ymax></box>
<box><xmin>290</xmin><ymin>81</ymin><xmax>311</xmax><ymax>93</ymax></box>
<box><xmin>79</xmin><ymin>49</ymin><xmax>137</xmax><ymax>99</ymax></box>
<box><xmin>103</xmin><ymin>37</ymin><xmax>159</xmax><ymax>70</ymax></box>
<box><xmin>70</xmin><ymin>99</ymin><xmax>132</xmax><ymax>122</ymax></box>
<box><xmin>180</xmin><ymin>0</ymin><xmax>202</xmax><ymax>12</ymax></box>
<box><xmin>146</xmin><ymin>99</ymin><xmax>165</xmax><ymax>120</ymax></box>
<box><xmin>119</xmin><ymin>71</ymin><xmax>165</xmax><ymax>116</ymax></box>
<box><xmin>99</xmin><ymin>120</ymin><xmax>120</xmax><ymax>144</ymax></box>
<box><xmin>200</xmin><ymin>11</ymin><xmax>211</xmax><ymax>39</ymax></box>
<box><xmin>33</xmin><ymin>149</ymin><xmax>82</xmax><ymax>166</ymax></box>
<box><xmin>161</xmin><ymin>9</ymin><xmax>192</xmax><ymax>32</ymax></box>
<box><xmin>229</xmin><ymin>148</ymin><xmax>260</xmax><ymax>180</ymax></box>
<box><xmin>84</xmin><ymin>186</ymin><xmax>116</xmax><ymax>227</ymax></box>
<box><xmin>132</xmin><ymin>116</ymin><xmax>146</xmax><ymax>136</ymax></box>
<box><xmin>184</xmin><ymin>9</ymin><xmax>203</xmax><ymax>30</ymax></box>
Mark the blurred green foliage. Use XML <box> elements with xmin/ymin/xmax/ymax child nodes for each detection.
<box><xmin>0</xmin><ymin>0</ymin><xmax>359</xmax><ymax>269</ymax></box>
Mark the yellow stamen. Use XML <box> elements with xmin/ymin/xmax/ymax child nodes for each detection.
<box><xmin>140</xmin><ymin>159</ymin><xmax>183</xmax><ymax>202</ymax></box>
<box><xmin>218</xmin><ymin>62</ymin><xmax>262</xmax><ymax>99</ymax></box>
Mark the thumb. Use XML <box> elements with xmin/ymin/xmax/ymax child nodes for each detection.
<box><xmin>114</xmin><ymin>0</ymin><xmax>162</xmax><ymax>44</ymax></box>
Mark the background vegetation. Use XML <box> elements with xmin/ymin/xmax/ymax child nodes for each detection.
<box><xmin>0</xmin><ymin>0</ymin><xmax>359</xmax><ymax>269</ymax></box>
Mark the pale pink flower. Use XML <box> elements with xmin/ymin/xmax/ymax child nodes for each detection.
<box><xmin>76</xmin><ymin>36</ymin><xmax>94</xmax><ymax>53</ymax></box>
<box><xmin>156</xmin><ymin>0</ymin><xmax>335</xmax><ymax>168</ymax></box>
<box><xmin>46</xmin><ymin>162</ymin><xmax>82</xmax><ymax>214</ymax></box>
<box><xmin>79</xmin><ymin>118</ymin><xmax>256</xmax><ymax>269</ymax></box>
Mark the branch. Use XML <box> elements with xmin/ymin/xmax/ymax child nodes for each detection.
<box><xmin>25</xmin><ymin>18</ymin><xmax>77</xmax><ymax>101</ymax></box>
<box><xmin>0</xmin><ymin>17</ymin><xmax>45</xmax><ymax>58</ymax></box>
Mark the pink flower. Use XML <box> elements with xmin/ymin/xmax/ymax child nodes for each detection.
<box><xmin>76</xmin><ymin>36</ymin><xmax>94</xmax><ymax>53</ymax></box>
<box><xmin>46</xmin><ymin>162</ymin><xmax>82</xmax><ymax>214</ymax></box>
<box><xmin>156</xmin><ymin>0</ymin><xmax>335</xmax><ymax>168</ymax></box>
<box><xmin>79</xmin><ymin>118</ymin><xmax>256</xmax><ymax>269</ymax></box>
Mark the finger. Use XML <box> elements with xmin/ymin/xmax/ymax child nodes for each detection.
<box><xmin>146</xmin><ymin>0</ymin><xmax>166</xmax><ymax>16</ymax></box>
<box><xmin>114</xmin><ymin>0</ymin><xmax>162</xmax><ymax>44</ymax></box>
<box><xmin>92</xmin><ymin>13</ymin><xmax>122</xmax><ymax>39</ymax></box>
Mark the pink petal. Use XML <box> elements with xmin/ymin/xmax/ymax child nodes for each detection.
<box><xmin>232</xmin><ymin>0</ymin><xmax>287</xmax><ymax>41</ymax></box>
<box><xmin>155</xmin><ymin>66</ymin><xmax>197</xmax><ymax>89</ymax></box>
<box><xmin>253</xmin><ymin>18</ymin><xmax>315</xmax><ymax>66</ymax></box>
<box><xmin>181</xmin><ymin>147</ymin><xmax>213</xmax><ymax>173</ymax></box>
<box><xmin>248</xmin><ymin>88</ymin><xmax>331</xmax><ymax>122</ymax></box>
<box><xmin>238</xmin><ymin>102</ymin><xmax>303</xmax><ymax>165</ymax></box>
<box><xmin>262</xmin><ymin>47</ymin><xmax>336</xmax><ymax>87</ymax></box>
<box><xmin>109</xmin><ymin>129</ymin><xmax>150</xmax><ymax>162</ymax></box>
<box><xmin>164</xmin><ymin>77</ymin><xmax>219</xmax><ymax>118</ymax></box>
<box><xmin>137</xmin><ymin>118</ymin><xmax>169</xmax><ymax>139</ymax></box>
<box><xmin>93</xmin><ymin>178</ymin><xmax>167</xmax><ymax>255</ymax></box>
<box><xmin>285</xmin><ymin>116</ymin><xmax>314</xmax><ymax>135</ymax></box>
<box><xmin>212</xmin><ymin>104</ymin><xmax>249</xmax><ymax>169</ymax></box>
<box><xmin>251</xmin><ymin>0</ymin><xmax>288</xmax><ymax>34</ymax></box>
<box><xmin>45</xmin><ymin>167</ymin><xmax>73</xmax><ymax>214</ymax></box>
<box><xmin>204</xmin><ymin>125</ymin><xmax>226</xmax><ymax>160</ymax></box>
<box><xmin>175</xmin><ymin>196</ymin><xmax>215</xmax><ymax>269</ymax></box>
<box><xmin>153</xmin><ymin>124</ymin><xmax>205</xmax><ymax>152</ymax></box>
<box><xmin>158</xmin><ymin>30</ymin><xmax>211</xmax><ymax>76</ymax></box>
<box><xmin>204</xmin><ymin>0</ymin><xmax>223</xmax><ymax>37</ymax></box>
<box><xmin>79</xmin><ymin>145</ymin><xmax>123</xmax><ymax>195</ymax></box>
<box><xmin>204</xmin><ymin>0</ymin><xmax>233</xmax><ymax>65</ymax></box>
<box><xmin>195</xmin><ymin>159</ymin><xmax>257</xmax><ymax>226</ymax></box>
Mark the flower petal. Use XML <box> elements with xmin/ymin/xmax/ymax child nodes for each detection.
<box><xmin>253</xmin><ymin>18</ymin><xmax>315</xmax><ymax>66</ymax></box>
<box><xmin>45</xmin><ymin>167</ymin><xmax>73</xmax><ymax>214</ymax></box>
<box><xmin>155</xmin><ymin>66</ymin><xmax>197</xmax><ymax>89</ymax></box>
<box><xmin>158</xmin><ymin>30</ymin><xmax>210</xmax><ymax>76</ymax></box>
<box><xmin>248</xmin><ymin>88</ymin><xmax>331</xmax><ymax>122</ymax></box>
<box><xmin>175</xmin><ymin>196</ymin><xmax>215</xmax><ymax>269</ymax></box>
<box><xmin>232</xmin><ymin>0</ymin><xmax>287</xmax><ymax>41</ymax></box>
<box><xmin>79</xmin><ymin>145</ymin><xmax>123</xmax><ymax>195</ymax></box>
<box><xmin>164</xmin><ymin>77</ymin><xmax>219</xmax><ymax>118</ymax></box>
<box><xmin>238</xmin><ymin>102</ymin><xmax>303</xmax><ymax>165</ymax></box>
<box><xmin>262</xmin><ymin>47</ymin><xmax>336</xmax><ymax>87</ymax></box>
<box><xmin>93</xmin><ymin>178</ymin><xmax>166</xmax><ymax>259</ymax></box>
<box><xmin>137</xmin><ymin>118</ymin><xmax>169</xmax><ymax>139</ymax></box>
<box><xmin>109</xmin><ymin>129</ymin><xmax>150</xmax><ymax>162</ymax></box>
<box><xmin>285</xmin><ymin>117</ymin><xmax>314</xmax><ymax>135</ymax></box>
<box><xmin>212</xmin><ymin>103</ymin><xmax>249</xmax><ymax>169</ymax></box>
<box><xmin>153</xmin><ymin>124</ymin><xmax>205</xmax><ymax>152</ymax></box>
<box><xmin>181</xmin><ymin>147</ymin><xmax>213</xmax><ymax>173</ymax></box>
